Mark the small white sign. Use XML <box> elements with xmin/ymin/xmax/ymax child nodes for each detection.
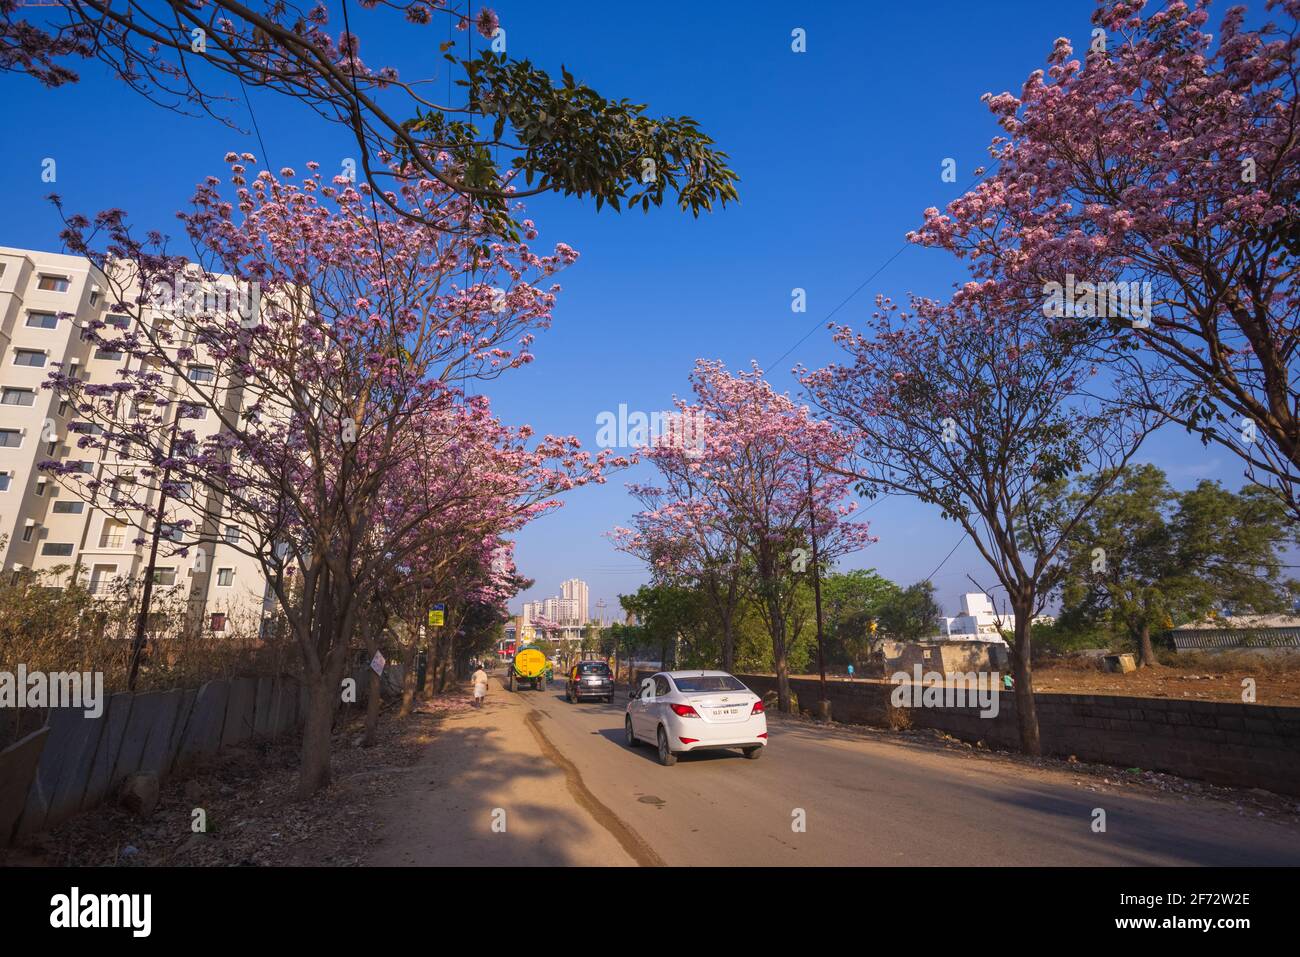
<box><xmin>370</xmin><ymin>651</ymin><xmax>386</xmax><ymax>676</ymax></box>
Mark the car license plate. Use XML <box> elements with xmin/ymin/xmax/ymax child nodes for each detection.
<box><xmin>712</xmin><ymin>708</ymin><xmax>739</xmax><ymax>717</ymax></box>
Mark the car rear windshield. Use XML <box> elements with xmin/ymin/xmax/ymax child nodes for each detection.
<box><xmin>673</xmin><ymin>675</ymin><xmax>747</xmax><ymax>693</ymax></box>
<box><xmin>577</xmin><ymin>662</ymin><xmax>610</xmax><ymax>675</ymax></box>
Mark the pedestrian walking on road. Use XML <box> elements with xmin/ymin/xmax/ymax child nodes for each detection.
<box><xmin>471</xmin><ymin>663</ymin><xmax>489</xmax><ymax>708</ymax></box>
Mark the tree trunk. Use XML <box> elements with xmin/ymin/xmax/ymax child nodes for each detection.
<box><xmin>1010</xmin><ymin>608</ymin><xmax>1041</xmax><ymax>756</ymax></box>
<box><xmin>767</xmin><ymin>595</ymin><xmax>792</xmax><ymax>714</ymax></box>
<box><xmin>297</xmin><ymin>673</ymin><xmax>338</xmax><ymax>799</ymax></box>
<box><xmin>721</xmin><ymin>615</ymin><xmax>735</xmax><ymax>675</ymax></box>
<box><xmin>1137</xmin><ymin>620</ymin><xmax>1158</xmax><ymax>669</ymax></box>
<box><xmin>399</xmin><ymin>639</ymin><xmax>419</xmax><ymax>718</ymax></box>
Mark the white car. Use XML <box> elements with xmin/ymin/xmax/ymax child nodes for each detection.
<box><xmin>624</xmin><ymin>670</ymin><xmax>768</xmax><ymax>766</ymax></box>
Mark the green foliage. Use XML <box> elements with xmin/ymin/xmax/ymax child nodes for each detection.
<box><xmin>1052</xmin><ymin>465</ymin><xmax>1299</xmax><ymax>656</ymax></box>
<box><xmin>821</xmin><ymin>569</ymin><xmax>900</xmax><ymax>666</ymax></box>
<box><xmin>405</xmin><ymin>50</ymin><xmax>740</xmax><ymax>238</ymax></box>
<box><xmin>876</xmin><ymin>580</ymin><xmax>941</xmax><ymax>641</ymax></box>
<box><xmin>616</xmin><ymin>568</ymin><xmax>910</xmax><ymax>674</ymax></box>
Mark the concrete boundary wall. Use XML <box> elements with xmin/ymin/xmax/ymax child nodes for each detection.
<box><xmin>0</xmin><ymin>675</ymin><xmax>303</xmax><ymax>847</ymax></box>
<box><xmin>635</xmin><ymin>671</ymin><xmax>1300</xmax><ymax>796</ymax></box>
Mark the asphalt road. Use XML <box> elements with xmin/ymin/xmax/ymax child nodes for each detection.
<box><xmin>517</xmin><ymin>683</ymin><xmax>1300</xmax><ymax>866</ymax></box>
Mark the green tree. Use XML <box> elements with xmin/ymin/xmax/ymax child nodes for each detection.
<box><xmin>876</xmin><ymin>580</ymin><xmax>940</xmax><ymax>641</ymax></box>
<box><xmin>619</xmin><ymin>584</ymin><xmax>708</xmax><ymax>669</ymax></box>
<box><xmin>821</xmin><ymin>569</ymin><xmax>900</xmax><ymax>667</ymax></box>
<box><xmin>1054</xmin><ymin>466</ymin><xmax>1298</xmax><ymax>666</ymax></box>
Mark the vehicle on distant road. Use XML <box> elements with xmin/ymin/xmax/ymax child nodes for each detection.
<box><xmin>566</xmin><ymin>659</ymin><xmax>614</xmax><ymax>703</ymax></box>
<box><xmin>625</xmin><ymin>671</ymin><xmax>767</xmax><ymax>766</ymax></box>
<box><xmin>506</xmin><ymin>646</ymin><xmax>548</xmax><ymax>692</ymax></box>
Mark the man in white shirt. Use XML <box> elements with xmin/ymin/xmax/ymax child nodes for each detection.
<box><xmin>471</xmin><ymin>663</ymin><xmax>489</xmax><ymax>708</ymax></box>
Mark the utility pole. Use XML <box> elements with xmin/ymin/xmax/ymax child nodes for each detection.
<box><xmin>127</xmin><ymin>410</ymin><xmax>182</xmax><ymax>690</ymax></box>
<box><xmin>805</xmin><ymin>454</ymin><xmax>829</xmax><ymax>722</ymax></box>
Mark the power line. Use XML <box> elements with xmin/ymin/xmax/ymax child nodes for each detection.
<box><xmin>237</xmin><ymin>76</ymin><xmax>271</xmax><ymax>169</ymax></box>
<box><xmin>766</xmin><ymin>160</ymin><xmax>1003</xmax><ymax>373</ymax></box>
<box><xmin>921</xmin><ymin>533</ymin><xmax>967</xmax><ymax>585</ymax></box>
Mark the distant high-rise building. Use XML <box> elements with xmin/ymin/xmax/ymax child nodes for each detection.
<box><xmin>561</xmin><ymin>578</ymin><xmax>589</xmax><ymax>625</ymax></box>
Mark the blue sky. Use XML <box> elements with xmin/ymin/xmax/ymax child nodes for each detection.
<box><xmin>0</xmin><ymin>0</ymin><xmax>1268</xmax><ymax>619</ymax></box>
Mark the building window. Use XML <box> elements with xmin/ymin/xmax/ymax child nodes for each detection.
<box><xmin>0</xmin><ymin>472</ymin><xmax>9</xmax><ymax>492</ymax></box>
<box><xmin>93</xmin><ymin>348</ymin><xmax>123</xmax><ymax>361</ymax></box>
<box><xmin>0</xmin><ymin>430</ymin><xmax>22</xmax><ymax>448</ymax></box>
<box><xmin>40</xmin><ymin>543</ymin><xmax>73</xmax><ymax>556</ymax></box>
<box><xmin>88</xmin><ymin>290</ymin><xmax>99</xmax><ymax>307</ymax></box>
<box><xmin>179</xmin><ymin>404</ymin><xmax>207</xmax><ymax>420</ymax></box>
<box><xmin>25</xmin><ymin>311</ymin><xmax>59</xmax><ymax>329</ymax></box>
<box><xmin>13</xmin><ymin>349</ymin><xmax>46</xmax><ymax>367</ymax></box>
<box><xmin>223</xmin><ymin>525</ymin><xmax>241</xmax><ymax>544</ymax></box>
<box><xmin>37</xmin><ymin>275</ymin><xmax>70</xmax><ymax>292</ymax></box>
<box><xmin>0</xmin><ymin>388</ymin><xmax>36</xmax><ymax>407</ymax></box>
<box><xmin>106</xmin><ymin>314</ymin><xmax>130</xmax><ymax>329</ymax></box>
<box><xmin>160</xmin><ymin>523</ymin><xmax>184</xmax><ymax>543</ymax></box>
<box><xmin>217</xmin><ymin>568</ymin><xmax>234</xmax><ymax>587</ymax></box>
<box><xmin>210</xmin><ymin>612</ymin><xmax>227</xmax><ymax>632</ymax></box>
<box><xmin>51</xmin><ymin>500</ymin><xmax>84</xmax><ymax>514</ymax></box>
<box><xmin>22</xmin><ymin>525</ymin><xmax>35</xmax><ymax>542</ymax></box>
<box><xmin>152</xmin><ymin>567</ymin><xmax>177</xmax><ymax>586</ymax></box>
<box><xmin>187</xmin><ymin>365</ymin><xmax>216</xmax><ymax>383</ymax></box>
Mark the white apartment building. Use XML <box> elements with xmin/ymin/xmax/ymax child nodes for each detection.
<box><xmin>517</xmin><ymin>578</ymin><xmax>592</xmax><ymax>645</ymax></box>
<box><xmin>561</xmin><ymin>577</ymin><xmax>589</xmax><ymax>625</ymax></box>
<box><xmin>939</xmin><ymin>592</ymin><xmax>1052</xmax><ymax>642</ymax></box>
<box><xmin>0</xmin><ymin>246</ymin><xmax>274</xmax><ymax>638</ymax></box>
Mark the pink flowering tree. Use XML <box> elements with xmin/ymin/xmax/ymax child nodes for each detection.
<box><xmin>0</xmin><ymin>0</ymin><xmax>738</xmax><ymax>234</ymax></box>
<box><xmin>801</xmin><ymin>289</ymin><xmax>1160</xmax><ymax>754</ymax></box>
<box><xmin>611</xmin><ymin>416</ymin><xmax>749</xmax><ymax>674</ymax></box>
<box><xmin>619</xmin><ymin>361</ymin><xmax>873</xmax><ymax>712</ymax></box>
<box><xmin>44</xmin><ymin>156</ymin><xmax>616</xmax><ymax>796</ymax></box>
<box><xmin>909</xmin><ymin>0</ymin><xmax>1300</xmax><ymax>518</ymax></box>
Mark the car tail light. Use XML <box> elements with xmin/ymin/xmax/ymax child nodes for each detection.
<box><xmin>751</xmin><ymin>700</ymin><xmax>765</xmax><ymax>714</ymax></box>
<box><xmin>758</xmin><ymin>732</ymin><xmax>768</xmax><ymax>739</ymax></box>
<box><xmin>679</xmin><ymin>737</ymin><xmax>698</xmax><ymax>744</ymax></box>
<box><xmin>670</xmin><ymin>703</ymin><xmax>699</xmax><ymax>717</ymax></box>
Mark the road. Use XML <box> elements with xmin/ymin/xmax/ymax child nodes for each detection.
<box><xmin>367</xmin><ymin>676</ymin><xmax>1300</xmax><ymax>866</ymax></box>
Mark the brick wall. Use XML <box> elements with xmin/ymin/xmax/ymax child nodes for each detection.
<box><xmin>637</xmin><ymin>670</ymin><xmax>1300</xmax><ymax>796</ymax></box>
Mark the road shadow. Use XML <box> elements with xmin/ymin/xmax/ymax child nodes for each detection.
<box><xmin>366</xmin><ymin>710</ymin><xmax>630</xmax><ymax>866</ymax></box>
<box><xmin>593</xmin><ymin>725</ymin><xmax>751</xmax><ymax>766</ymax></box>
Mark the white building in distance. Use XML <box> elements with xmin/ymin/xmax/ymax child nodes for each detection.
<box><xmin>940</xmin><ymin>593</ymin><xmax>1013</xmax><ymax>643</ymax></box>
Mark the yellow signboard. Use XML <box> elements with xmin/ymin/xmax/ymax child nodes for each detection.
<box><xmin>428</xmin><ymin>607</ymin><xmax>445</xmax><ymax>627</ymax></box>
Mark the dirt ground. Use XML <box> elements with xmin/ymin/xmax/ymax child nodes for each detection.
<box><xmin>808</xmin><ymin>653</ymin><xmax>1300</xmax><ymax>706</ymax></box>
<box><xmin>1029</xmin><ymin>657</ymin><xmax>1300</xmax><ymax>705</ymax></box>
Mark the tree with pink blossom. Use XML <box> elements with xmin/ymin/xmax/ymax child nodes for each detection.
<box><xmin>909</xmin><ymin>0</ymin><xmax>1300</xmax><ymax>519</ymax></box>
<box><xmin>802</xmin><ymin>289</ymin><xmax>1161</xmax><ymax>754</ymax></box>
<box><xmin>45</xmin><ymin>155</ymin><xmax>618</xmax><ymax>796</ymax></box>
<box><xmin>619</xmin><ymin>360</ymin><xmax>873</xmax><ymax>712</ymax></box>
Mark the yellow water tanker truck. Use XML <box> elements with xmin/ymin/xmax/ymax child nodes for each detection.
<box><xmin>506</xmin><ymin>645</ymin><xmax>548</xmax><ymax>692</ymax></box>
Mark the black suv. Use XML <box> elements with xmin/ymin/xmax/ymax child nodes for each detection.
<box><xmin>566</xmin><ymin>660</ymin><xmax>614</xmax><ymax>703</ymax></box>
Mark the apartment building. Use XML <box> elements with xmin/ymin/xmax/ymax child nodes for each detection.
<box><xmin>561</xmin><ymin>578</ymin><xmax>589</xmax><ymax>625</ymax></box>
<box><xmin>0</xmin><ymin>245</ymin><xmax>273</xmax><ymax>637</ymax></box>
